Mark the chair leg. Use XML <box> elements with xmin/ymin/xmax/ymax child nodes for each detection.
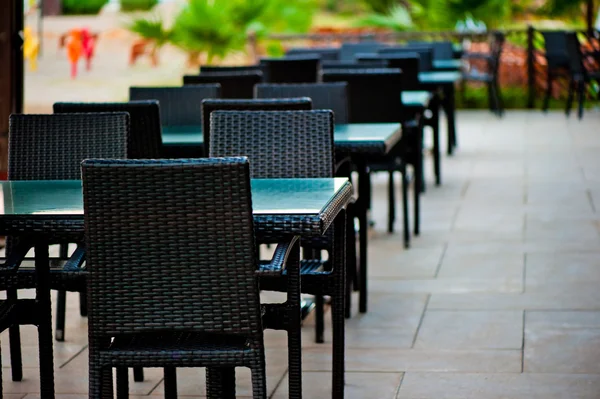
<box><xmin>79</xmin><ymin>287</ymin><xmax>88</xmax><ymax>317</ymax></box>
<box><xmin>116</xmin><ymin>367</ymin><xmax>129</xmax><ymax>399</ymax></box>
<box><xmin>487</xmin><ymin>82</ymin><xmax>496</xmax><ymax>112</ymax></box>
<box><xmin>250</xmin><ymin>366</ymin><xmax>268</xmax><ymax>399</ymax></box>
<box><xmin>164</xmin><ymin>367</ymin><xmax>178</xmax><ymax>399</ymax></box>
<box><xmin>387</xmin><ymin>170</ymin><xmax>395</xmax><ymax>233</ymax></box>
<box><xmin>133</xmin><ymin>367</ymin><xmax>144</xmax><ymax>382</ymax></box>
<box><xmin>315</xmin><ymin>294</ymin><xmax>325</xmax><ymax>343</ymax></box>
<box><xmin>401</xmin><ymin>166</ymin><xmax>410</xmax><ymax>249</ymax></box>
<box><xmin>495</xmin><ymin>81</ymin><xmax>504</xmax><ymax>116</ymax></box>
<box><xmin>345</xmin><ymin>211</ymin><xmax>356</xmax><ymax>318</ymax></box>
<box><xmin>578</xmin><ymin>81</ymin><xmax>585</xmax><ymax>119</ymax></box>
<box><xmin>89</xmin><ymin>364</ymin><xmax>113</xmax><ymax>399</ymax></box>
<box><xmin>7</xmin><ymin>289</ymin><xmax>23</xmax><ymax>382</ymax></box>
<box><xmin>55</xmin><ymin>290</ymin><xmax>67</xmax><ymax>342</ymax></box>
<box><xmin>430</xmin><ymin>102</ymin><xmax>441</xmax><ymax>186</ymax></box>
<box><xmin>566</xmin><ymin>79</ymin><xmax>575</xmax><ymax>117</ymax></box>
<box><xmin>331</xmin><ymin>212</ymin><xmax>346</xmax><ymax>399</ymax></box>
<box><xmin>206</xmin><ymin>367</ymin><xmax>236</xmax><ymax>399</ymax></box>
<box><xmin>543</xmin><ymin>71</ymin><xmax>553</xmax><ymax>112</ymax></box>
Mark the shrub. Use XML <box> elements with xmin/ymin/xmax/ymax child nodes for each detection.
<box><xmin>62</xmin><ymin>0</ymin><xmax>108</xmax><ymax>15</ymax></box>
<box><xmin>121</xmin><ymin>0</ymin><xmax>159</xmax><ymax>12</ymax></box>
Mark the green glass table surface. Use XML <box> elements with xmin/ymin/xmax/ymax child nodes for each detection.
<box><xmin>162</xmin><ymin>125</ymin><xmax>203</xmax><ymax>146</ymax></box>
<box><xmin>433</xmin><ymin>59</ymin><xmax>462</xmax><ymax>70</ymax></box>
<box><xmin>0</xmin><ymin>178</ymin><xmax>350</xmax><ymax>218</ymax></box>
<box><xmin>402</xmin><ymin>91</ymin><xmax>433</xmax><ymax>107</ymax></box>
<box><xmin>419</xmin><ymin>71</ymin><xmax>462</xmax><ymax>84</ymax></box>
<box><xmin>162</xmin><ymin>123</ymin><xmax>402</xmax><ymax>152</ymax></box>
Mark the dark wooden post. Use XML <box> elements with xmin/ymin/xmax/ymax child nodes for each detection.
<box><xmin>526</xmin><ymin>25</ymin><xmax>535</xmax><ymax>109</ymax></box>
<box><xmin>0</xmin><ymin>0</ymin><xmax>24</xmax><ymax>178</ymax></box>
<box><xmin>587</xmin><ymin>0</ymin><xmax>595</xmax><ymax>37</ymax></box>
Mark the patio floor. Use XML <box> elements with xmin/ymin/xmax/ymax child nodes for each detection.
<box><xmin>4</xmin><ymin>110</ymin><xmax>600</xmax><ymax>398</ymax></box>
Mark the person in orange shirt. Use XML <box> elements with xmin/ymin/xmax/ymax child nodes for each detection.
<box><xmin>66</xmin><ymin>29</ymin><xmax>83</xmax><ymax>78</ymax></box>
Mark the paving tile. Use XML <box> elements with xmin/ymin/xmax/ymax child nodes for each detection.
<box><xmin>414</xmin><ymin>310</ymin><xmax>523</xmax><ymax>350</ymax></box>
<box><xmin>437</xmin><ymin>252</ymin><xmax>524</xmax><ymax>283</ymax></box>
<box><xmin>429</xmin><ymin>292</ymin><xmax>600</xmax><ymax>311</ymax></box>
<box><xmin>369</xmin><ymin>278</ymin><xmax>522</xmax><ymax>294</ymax></box>
<box><xmin>525</xmin><ymin>311</ymin><xmax>600</xmax><ymax>373</ymax></box>
<box><xmin>525</xmin><ymin>252</ymin><xmax>600</xmax><ymax>294</ymax></box>
<box><xmin>301</xmin><ymin>348</ymin><xmax>521</xmax><ymax>373</ymax></box>
<box><xmin>368</xmin><ymin>244</ymin><xmax>444</xmax><ymax>279</ymax></box>
<box><xmin>271</xmin><ymin>372</ymin><xmax>403</xmax><ymax>399</ymax></box>
<box><xmin>397</xmin><ymin>373</ymin><xmax>600</xmax><ymax>399</ymax></box>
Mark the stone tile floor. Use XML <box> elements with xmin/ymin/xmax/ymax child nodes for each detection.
<box><xmin>4</xmin><ymin>110</ymin><xmax>600</xmax><ymax>398</ymax></box>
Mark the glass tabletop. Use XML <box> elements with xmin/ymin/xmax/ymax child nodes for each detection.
<box><xmin>402</xmin><ymin>91</ymin><xmax>432</xmax><ymax>107</ymax></box>
<box><xmin>334</xmin><ymin>123</ymin><xmax>401</xmax><ymax>143</ymax></box>
<box><xmin>162</xmin><ymin>123</ymin><xmax>401</xmax><ymax>147</ymax></box>
<box><xmin>162</xmin><ymin>125</ymin><xmax>203</xmax><ymax>146</ymax></box>
<box><xmin>433</xmin><ymin>59</ymin><xmax>462</xmax><ymax>70</ymax></box>
<box><xmin>419</xmin><ymin>71</ymin><xmax>462</xmax><ymax>83</ymax></box>
<box><xmin>0</xmin><ymin>178</ymin><xmax>350</xmax><ymax>217</ymax></box>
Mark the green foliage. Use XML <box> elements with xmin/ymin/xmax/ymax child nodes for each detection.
<box><xmin>61</xmin><ymin>0</ymin><xmax>108</xmax><ymax>15</ymax></box>
<box><xmin>358</xmin><ymin>0</ymin><xmax>513</xmax><ymax>31</ymax></box>
<box><xmin>120</xmin><ymin>0</ymin><xmax>159</xmax><ymax>12</ymax></box>
<box><xmin>128</xmin><ymin>0</ymin><xmax>316</xmax><ymax>65</ymax></box>
<box><xmin>171</xmin><ymin>0</ymin><xmax>249</xmax><ymax>64</ymax></box>
<box><xmin>355</xmin><ymin>5</ymin><xmax>414</xmax><ymax>31</ymax></box>
<box><xmin>542</xmin><ymin>0</ymin><xmax>587</xmax><ymax>17</ymax></box>
<box><xmin>362</xmin><ymin>0</ymin><xmax>398</xmax><ymax>14</ymax></box>
<box><xmin>128</xmin><ymin>16</ymin><xmax>171</xmax><ymax>48</ymax></box>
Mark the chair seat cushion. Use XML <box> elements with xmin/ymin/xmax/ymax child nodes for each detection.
<box><xmin>402</xmin><ymin>91</ymin><xmax>433</xmax><ymax>108</ymax></box>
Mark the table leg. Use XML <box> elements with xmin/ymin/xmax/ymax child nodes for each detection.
<box><xmin>332</xmin><ymin>211</ymin><xmax>346</xmax><ymax>399</ymax></box>
<box><xmin>357</xmin><ymin>161</ymin><xmax>369</xmax><ymax>314</ymax></box>
<box><xmin>286</xmin><ymin>240</ymin><xmax>302</xmax><ymax>399</ymax></box>
<box><xmin>431</xmin><ymin>96</ymin><xmax>441</xmax><ymax>186</ymax></box>
<box><xmin>444</xmin><ymin>84</ymin><xmax>457</xmax><ymax>155</ymax></box>
<box><xmin>35</xmin><ymin>241</ymin><xmax>55</xmax><ymax>399</ymax></box>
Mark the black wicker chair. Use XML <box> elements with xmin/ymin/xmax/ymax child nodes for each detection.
<box><xmin>83</xmin><ymin>157</ymin><xmax>298</xmax><ymax>399</ymax></box>
<box><xmin>129</xmin><ymin>85</ymin><xmax>221</xmax><ymax>126</ymax></box>
<box><xmin>409</xmin><ymin>41</ymin><xmax>455</xmax><ymax>60</ymax></box>
<box><xmin>51</xmin><ymin>101</ymin><xmax>162</xmax><ymax>346</ymax></box>
<box><xmin>339</xmin><ymin>41</ymin><xmax>385</xmax><ymax>62</ymax></box>
<box><xmin>201</xmin><ymin>98</ymin><xmax>312</xmax><ymax>156</ymax></box>
<box><xmin>379</xmin><ymin>46</ymin><xmax>434</xmax><ymax>71</ymax></box>
<box><xmin>200</xmin><ymin>65</ymin><xmax>263</xmax><ymax>74</ymax></box>
<box><xmin>260</xmin><ymin>56</ymin><xmax>320</xmax><ymax>83</ymax></box>
<box><xmin>564</xmin><ymin>32</ymin><xmax>600</xmax><ymax>119</ymax></box>
<box><xmin>355</xmin><ymin>54</ymin><xmax>442</xmax><ymax>188</ymax></box>
<box><xmin>210</xmin><ymin>110</ymin><xmax>347</xmax><ymax>399</ymax></box>
<box><xmin>54</xmin><ymin>101</ymin><xmax>163</xmax><ymax>159</ymax></box>
<box><xmin>322</xmin><ymin>68</ymin><xmax>422</xmax><ymax>247</ymax></box>
<box><xmin>541</xmin><ymin>31</ymin><xmax>571</xmax><ymax>112</ymax></box>
<box><xmin>254</xmin><ymin>83</ymin><xmax>349</xmax><ymax>123</ymax></box>
<box><xmin>286</xmin><ymin>47</ymin><xmax>340</xmax><ymax>61</ymax></box>
<box><xmin>322</xmin><ymin>60</ymin><xmax>387</xmax><ymax>69</ymax></box>
<box><xmin>183</xmin><ymin>71</ymin><xmax>263</xmax><ymax>99</ymax></box>
<box><xmin>6</xmin><ymin>113</ymin><xmax>129</xmax><ymax>384</ymax></box>
<box><xmin>461</xmin><ymin>32</ymin><xmax>505</xmax><ymax>116</ymax></box>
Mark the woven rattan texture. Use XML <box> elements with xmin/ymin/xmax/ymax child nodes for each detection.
<box><xmin>210</xmin><ymin>110</ymin><xmax>334</xmax><ymax>179</ymax></box>
<box><xmin>8</xmin><ymin>113</ymin><xmax>128</xmax><ymax>181</ymax></box>
<box><xmin>129</xmin><ymin>85</ymin><xmax>220</xmax><ymax>126</ymax></box>
<box><xmin>201</xmin><ymin>98</ymin><xmax>312</xmax><ymax>156</ymax></box>
<box><xmin>184</xmin><ymin>72</ymin><xmax>263</xmax><ymax>99</ymax></box>
<box><xmin>82</xmin><ymin>157</ymin><xmax>262</xmax><ymax>336</ymax></box>
<box><xmin>259</xmin><ymin>56</ymin><xmax>320</xmax><ymax>83</ymax></box>
<box><xmin>53</xmin><ymin>101</ymin><xmax>162</xmax><ymax>159</ymax></box>
<box><xmin>255</xmin><ymin>83</ymin><xmax>349</xmax><ymax>124</ymax></box>
<box><xmin>322</xmin><ymin>69</ymin><xmax>404</xmax><ymax>124</ymax></box>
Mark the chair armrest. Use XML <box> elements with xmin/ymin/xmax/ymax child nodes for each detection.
<box><xmin>257</xmin><ymin>236</ymin><xmax>300</xmax><ymax>276</ymax></box>
<box><xmin>462</xmin><ymin>52</ymin><xmax>492</xmax><ymax>61</ymax></box>
<box><xmin>62</xmin><ymin>245</ymin><xmax>86</xmax><ymax>272</ymax></box>
<box><xmin>0</xmin><ymin>240</ymin><xmax>35</xmax><ymax>271</ymax></box>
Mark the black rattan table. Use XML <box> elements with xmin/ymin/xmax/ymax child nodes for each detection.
<box><xmin>0</xmin><ymin>177</ymin><xmax>353</xmax><ymax>399</ymax></box>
